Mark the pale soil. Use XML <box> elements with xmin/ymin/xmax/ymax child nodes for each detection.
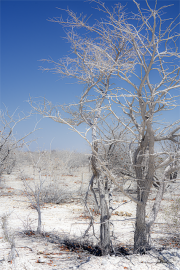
<box><xmin>0</xmin><ymin>165</ymin><xmax>180</xmax><ymax>270</ymax></box>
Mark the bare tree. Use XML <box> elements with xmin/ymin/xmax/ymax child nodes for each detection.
<box><xmin>21</xmin><ymin>149</ymin><xmax>47</xmax><ymax>234</ymax></box>
<box><xmin>31</xmin><ymin>1</ymin><xmax>136</xmax><ymax>255</ymax></box>
<box><xmin>111</xmin><ymin>0</ymin><xmax>180</xmax><ymax>253</ymax></box>
<box><xmin>0</xmin><ymin>108</ymin><xmax>36</xmax><ymax>181</ymax></box>
<box><xmin>31</xmin><ymin>0</ymin><xmax>180</xmax><ymax>254</ymax></box>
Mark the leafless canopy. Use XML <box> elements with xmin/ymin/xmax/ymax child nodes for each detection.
<box><xmin>30</xmin><ymin>0</ymin><xmax>180</xmax><ymax>254</ymax></box>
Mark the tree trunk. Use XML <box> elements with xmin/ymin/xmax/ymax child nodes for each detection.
<box><xmin>9</xmin><ymin>237</ymin><xmax>16</xmax><ymax>262</ymax></box>
<box><xmin>133</xmin><ymin>136</ymin><xmax>150</xmax><ymax>253</ymax></box>
<box><xmin>134</xmin><ymin>202</ymin><xmax>148</xmax><ymax>253</ymax></box>
<box><xmin>134</xmin><ymin>172</ymin><xmax>153</xmax><ymax>253</ymax></box>
<box><xmin>133</xmin><ymin>164</ymin><xmax>153</xmax><ymax>253</ymax></box>
<box><xmin>98</xmin><ymin>176</ymin><xmax>111</xmax><ymax>255</ymax></box>
<box><xmin>37</xmin><ymin>205</ymin><xmax>42</xmax><ymax>234</ymax></box>
<box><xmin>133</xmin><ymin>125</ymin><xmax>155</xmax><ymax>253</ymax></box>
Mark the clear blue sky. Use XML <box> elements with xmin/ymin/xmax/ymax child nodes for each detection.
<box><xmin>1</xmin><ymin>0</ymin><xmax>180</xmax><ymax>152</ymax></box>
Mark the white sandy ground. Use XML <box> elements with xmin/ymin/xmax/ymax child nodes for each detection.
<box><xmin>0</xmin><ymin>165</ymin><xmax>180</xmax><ymax>270</ymax></box>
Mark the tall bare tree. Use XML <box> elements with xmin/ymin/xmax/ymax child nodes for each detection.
<box><xmin>31</xmin><ymin>1</ymin><xmax>136</xmax><ymax>255</ymax></box>
<box><xmin>106</xmin><ymin>0</ymin><xmax>180</xmax><ymax>253</ymax></box>
<box><xmin>31</xmin><ymin>0</ymin><xmax>180</xmax><ymax>254</ymax></box>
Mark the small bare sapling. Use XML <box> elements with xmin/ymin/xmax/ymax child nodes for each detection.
<box><xmin>21</xmin><ymin>168</ymin><xmax>45</xmax><ymax>234</ymax></box>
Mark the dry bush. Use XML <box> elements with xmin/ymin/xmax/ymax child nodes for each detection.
<box><xmin>1</xmin><ymin>213</ymin><xmax>16</xmax><ymax>262</ymax></box>
<box><xmin>15</xmin><ymin>151</ymin><xmax>33</xmax><ymax>168</ymax></box>
<box><xmin>164</xmin><ymin>196</ymin><xmax>180</xmax><ymax>235</ymax></box>
<box><xmin>22</xmin><ymin>174</ymin><xmax>80</xmax><ymax>206</ymax></box>
<box><xmin>43</xmin><ymin>150</ymin><xmax>90</xmax><ymax>175</ymax></box>
<box><xmin>40</xmin><ymin>182</ymin><xmax>75</xmax><ymax>204</ymax></box>
<box><xmin>0</xmin><ymin>141</ymin><xmax>17</xmax><ymax>177</ymax></box>
<box><xmin>15</xmin><ymin>150</ymin><xmax>89</xmax><ymax>175</ymax></box>
<box><xmin>19</xmin><ymin>151</ymin><xmax>89</xmax><ymax>204</ymax></box>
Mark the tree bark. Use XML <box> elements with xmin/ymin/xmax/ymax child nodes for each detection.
<box><xmin>133</xmin><ymin>134</ymin><xmax>151</xmax><ymax>253</ymax></box>
<box><xmin>134</xmin><ymin>120</ymin><xmax>155</xmax><ymax>253</ymax></box>
<box><xmin>98</xmin><ymin>176</ymin><xmax>111</xmax><ymax>255</ymax></box>
<box><xmin>134</xmin><ymin>202</ymin><xmax>147</xmax><ymax>254</ymax></box>
<box><xmin>133</xmin><ymin>166</ymin><xmax>150</xmax><ymax>253</ymax></box>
